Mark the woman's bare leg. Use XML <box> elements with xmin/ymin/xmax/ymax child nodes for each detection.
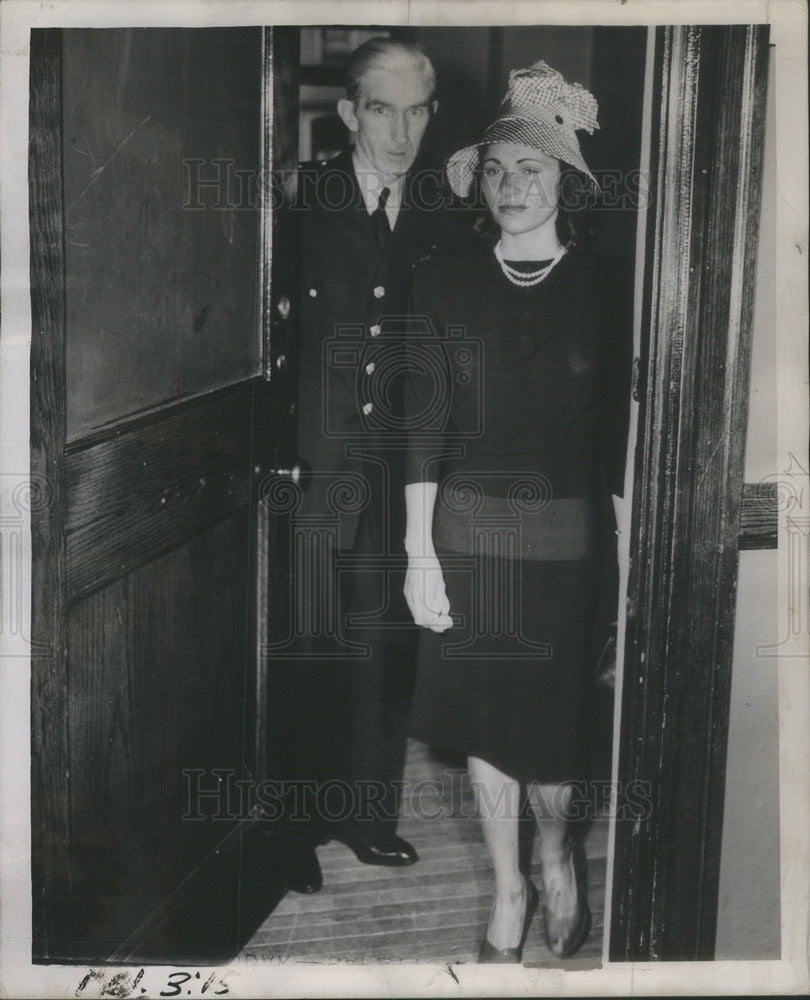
<box><xmin>528</xmin><ymin>782</ymin><xmax>581</xmax><ymax>942</ymax></box>
<box><xmin>529</xmin><ymin>781</ymin><xmax>571</xmax><ymax>862</ymax></box>
<box><xmin>468</xmin><ymin>755</ymin><xmax>527</xmax><ymax>949</ymax></box>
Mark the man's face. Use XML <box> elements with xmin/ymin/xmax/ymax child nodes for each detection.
<box><xmin>338</xmin><ymin>62</ymin><xmax>436</xmax><ymax>179</ymax></box>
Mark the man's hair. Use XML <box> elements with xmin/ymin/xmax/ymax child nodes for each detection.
<box><xmin>345</xmin><ymin>37</ymin><xmax>436</xmax><ymax>105</ymax></box>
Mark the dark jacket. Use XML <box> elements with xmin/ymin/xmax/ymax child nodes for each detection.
<box><xmin>292</xmin><ymin>148</ymin><xmax>470</xmax><ymax>549</ymax></box>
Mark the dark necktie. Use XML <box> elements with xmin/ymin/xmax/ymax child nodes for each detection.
<box><xmin>371</xmin><ymin>186</ymin><xmax>391</xmax><ymax>252</ymax></box>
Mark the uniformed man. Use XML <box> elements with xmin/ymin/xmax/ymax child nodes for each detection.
<box><xmin>278</xmin><ymin>37</ymin><xmax>468</xmax><ymax>893</ymax></box>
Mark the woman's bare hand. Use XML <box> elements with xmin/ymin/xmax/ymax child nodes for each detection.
<box><xmin>404</xmin><ymin>555</ymin><xmax>453</xmax><ymax>632</ymax></box>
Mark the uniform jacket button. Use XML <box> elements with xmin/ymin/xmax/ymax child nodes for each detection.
<box><xmin>370</xmin><ymin>324</ymin><xmax>381</xmax><ymax>337</ymax></box>
<box><xmin>373</xmin><ymin>285</ymin><xmax>385</xmax><ymax>299</ymax></box>
<box><xmin>362</xmin><ymin>402</ymin><xmax>374</xmax><ymax>415</ymax></box>
<box><xmin>308</xmin><ymin>287</ymin><xmax>318</xmax><ymax>297</ymax></box>
<box><xmin>365</xmin><ymin>362</ymin><xmax>376</xmax><ymax>375</ymax></box>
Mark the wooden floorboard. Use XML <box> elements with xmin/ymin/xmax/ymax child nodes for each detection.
<box><xmin>241</xmin><ymin>740</ymin><xmax>608</xmax><ymax>965</ymax></box>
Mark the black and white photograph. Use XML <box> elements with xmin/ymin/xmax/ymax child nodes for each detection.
<box><xmin>0</xmin><ymin>0</ymin><xmax>807</xmax><ymax>996</ymax></box>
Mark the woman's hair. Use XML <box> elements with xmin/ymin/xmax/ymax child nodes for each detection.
<box><xmin>468</xmin><ymin>152</ymin><xmax>596</xmax><ymax>250</ymax></box>
<box><xmin>344</xmin><ymin>38</ymin><xmax>436</xmax><ymax>106</ymax></box>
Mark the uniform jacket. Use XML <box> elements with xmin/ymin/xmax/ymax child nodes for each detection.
<box><xmin>292</xmin><ymin>148</ymin><xmax>470</xmax><ymax>549</ymax></box>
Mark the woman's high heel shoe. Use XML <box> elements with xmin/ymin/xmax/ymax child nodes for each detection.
<box><xmin>478</xmin><ymin>878</ymin><xmax>539</xmax><ymax>964</ymax></box>
<box><xmin>541</xmin><ymin>835</ymin><xmax>592</xmax><ymax>958</ymax></box>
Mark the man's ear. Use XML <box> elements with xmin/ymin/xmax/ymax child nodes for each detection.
<box><xmin>337</xmin><ymin>98</ymin><xmax>359</xmax><ymax>133</ymax></box>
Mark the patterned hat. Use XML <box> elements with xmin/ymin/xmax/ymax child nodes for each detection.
<box><xmin>446</xmin><ymin>60</ymin><xmax>600</xmax><ymax>197</ymax></box>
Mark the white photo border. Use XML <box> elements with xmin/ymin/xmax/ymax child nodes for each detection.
<box><xmin>1</xmin><ymin>1</ymin><xmax>807</xmax><ymax>996</ymax></box>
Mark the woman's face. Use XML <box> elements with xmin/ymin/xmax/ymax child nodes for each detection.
<box><xmin>480</xmin><ymin>142</ymin><xmax>561</xmax><ymax>237</ymax></box>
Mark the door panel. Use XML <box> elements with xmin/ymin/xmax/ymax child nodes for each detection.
<box><xmin>64</xmin><ymin>384</ymin><xmax>258</xmax><ymax>603</ymax></box>
<box><xmin>66</xmin><ymin>512</ymin><xmax>253</xmax><ymax>954</ymax></box>
<box><xmin>62</xmin><ymin>28</ymin><xmax>261</xmax><ymax>439</ymax></box>
<box><xmin>30</xmin><ymin>26</ymin><xmax>273</xmax><ymax>962</ymax></box>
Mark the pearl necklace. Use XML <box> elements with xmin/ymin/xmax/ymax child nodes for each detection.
<box><xmin>494</xmin><ymin>241</ymin><xmax>567</xmax><ymax>287</ymax></box>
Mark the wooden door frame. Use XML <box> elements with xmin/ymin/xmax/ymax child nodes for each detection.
<box><xmin>29</xmin><ymin>26</ymin><xmax>70</xmax><ymax>961</ymax></box>
<box><xmin>254</xmin><ymin>25</ymin><xmax>300</xmax><ymax>783</ymax></box>
<box><xmin>609</xmin><ymin>24</ymin><xmax>771</xmax><ymax>960</ymax></box>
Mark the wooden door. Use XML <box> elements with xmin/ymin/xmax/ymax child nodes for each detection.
<box><xmin>29</xmin><ymin>26</ymin><xmax>295</xmax><ymax>963</ymax></box>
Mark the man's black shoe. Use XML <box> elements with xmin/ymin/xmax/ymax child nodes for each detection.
<box><xmin>339</xmin><ymin>833</ymin><xmax>419</xmax><ymax>867</ymax></box>
<box><xmin>286</xmin><ymin>842</ymin><xmax>323</xmax><ymax>894</ymax></box>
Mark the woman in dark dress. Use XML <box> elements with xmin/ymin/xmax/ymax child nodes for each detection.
<box><xmin>402</xmin><ymin>62</ymin><xmax>631</xmax><ymax>962</ymax></box>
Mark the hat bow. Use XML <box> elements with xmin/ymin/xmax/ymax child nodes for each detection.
<box><xmin>503</xmin><ymin>60</ymin><xmax>599</xmax><ymax>135</ymax></box>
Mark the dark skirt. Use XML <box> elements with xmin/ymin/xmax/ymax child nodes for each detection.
<box><xmin>407</xmin><ymin>489</ymin><xmax>601</xmax><ymax>784</ymax></box>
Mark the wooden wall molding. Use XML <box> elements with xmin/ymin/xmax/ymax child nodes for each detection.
<box><xmin>738</xmin><ymin>481</ymin><xmax>778</xmax><ymax>549</ymax></box>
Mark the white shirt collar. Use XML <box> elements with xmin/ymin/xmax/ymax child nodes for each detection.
<box><xmin>352</xmin><ymin>146</ymin><xmax>405</xmax><ymax>228</ymax></box>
